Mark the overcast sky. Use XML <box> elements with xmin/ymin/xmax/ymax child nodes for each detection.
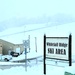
<box><xmin>0</xmin><ymin>0</ymin><xmax>75</xmax><ymax>21</ymax></box>
<box><xmin>0</xmin><ymin>0</ymin><xmax>75</xmax><ymax>31</ymax></box>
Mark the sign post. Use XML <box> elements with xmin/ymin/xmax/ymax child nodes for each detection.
<box><xmin>25</xmin><ymin>48</ymin><xmax>27</xmax><ymax>71</ymax></box>
<box><xmin>23</xmin><ymin>36</ymin><xmax>30</xmax><ymax>71</ymax></box>
<box><xmin>43</xmin><ymin>34</ymin><xmax>72</xmax><ymax>75</ymax></box>
<box><xmin>69</xmin><ymin>34</ymin><xmax>72</xmax><ymax>66</ymax></box>
<box><xmin>44</xmin><ymin>34</ymin><xmax>46</xmax><ymax>75</ymax></box>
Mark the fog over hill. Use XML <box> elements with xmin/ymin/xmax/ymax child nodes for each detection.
<box><xmin>0</xmin><ymin>13</ymin><xmax>75</xmax><ymax>32</ymax></box>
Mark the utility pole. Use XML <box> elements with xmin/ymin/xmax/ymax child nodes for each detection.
<box><xmin>35</xmin><ymin>37</ymin><xmax>37</xmax><ymax>52</ymax></box>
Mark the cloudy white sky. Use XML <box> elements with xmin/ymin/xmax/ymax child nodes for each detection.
<box><xmin>0</xmin><ymin>0</ymin><xmax>75</xmax><ymax>19</ymax></box>
<box><xmin>0</xmin><ymin>0</ymin><xmax>75</xmax><ymax>31</ymax></box>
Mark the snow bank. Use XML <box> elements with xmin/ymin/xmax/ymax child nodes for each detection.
<box><xmin>9</xmin><ymin>51</ymin><xmax>42</xmax><ymax>62</ymax></box>
<box><xmin>64</xmin><ymin>63</ymin><xmax>75</xmax><ymax>75</ymax></box>
<box><xmin>0</xmin><ymin>59</ymin><xmax>75</xmax><ymax>75</ymax></box>
<box><xmin>0</xmin><ymin>63</ymin><xmax>64</xmax><ymax>75</ymax></box>
<box><xmin>0</xmin><ymin>62</ymin><xmax>25</xmax><ymax>65</ymax></box>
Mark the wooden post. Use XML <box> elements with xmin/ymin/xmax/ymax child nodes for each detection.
<box><xmin>69</xmin><ymin>34</ymin><xmax>72</xmax><ymax>66</ymax></box>
<box><xmin>44</xmin><ymin>34</ymin><xmax>46</xmax><ymax>74</ymax></box>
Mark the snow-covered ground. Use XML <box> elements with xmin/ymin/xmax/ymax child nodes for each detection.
<box><xmin>0</xmin><ymin>64</ymin><xmax>63</xmax><ymax>75</ymax></box>
<box><xmin>0</xmin><ymin>22</ymin><xmax>75</xmax><ymax>75</ymax></box>
<box><xmin>0</xmin><ymin>50</ymin><xmax>43</xmax><ymax>62</ymax></box>
<box><xmin>0</xmin><ymin>51</ymin><xmax>75</xmax><ymax>75</ymax></box>
<box><xmin>0</xmin><ymin>22</ymin><xmax>75</xmax><ymax>54</ymax></box>
<box><xmin>0</xmin><ymin>60</ymin><xmax>75</xmax><ymax>75</ymax></box>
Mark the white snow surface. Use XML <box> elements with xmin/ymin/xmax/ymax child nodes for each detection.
<box><xmin>0</xmin><ymin>23</ymin><xmax>75</xmax><ymax>75</ymax></box>
<box><xmin>0</xmin><ymin>62</ymin><xmax>75</xmax><ymax>75</ymax></box>
<box><xmin>0</xmin><ymin>62</ymin><xmax>64</xmax><ymax>75</ymax></box>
